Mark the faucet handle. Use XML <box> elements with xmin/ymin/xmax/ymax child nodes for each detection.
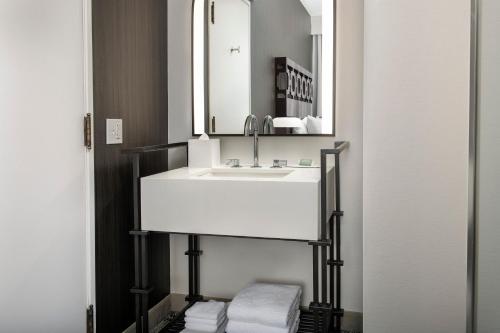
<box><xmin>272</xmin><ymin>159</ymin><xmax>287</xmax><ymax>168</ymax></box>
<box><xmin>225</xmin><ymin>159</ymin><xmax>241</xmax><ymax>168</ymax></box>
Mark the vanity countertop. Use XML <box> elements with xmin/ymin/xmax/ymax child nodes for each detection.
<box><xmin>142</xmin><ymin>165</ymin><xmax>330</xmax><ymax>183</ymax></box>
<box><xmin>140</xmin><ymin>165</ymin><xmax>335</xmax><ymax>240</ymax></box>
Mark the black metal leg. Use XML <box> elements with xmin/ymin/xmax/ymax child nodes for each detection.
<box><xmin>193</xmin><ymin>235</ymin><xmax>200</xmax><ymax>296</ymax></box>
<box><xmin>312</xmin><ymin>245</ymin><xmax>319</xmax><ymax>303</ymax></box>
<box><xmin>131</xmin><ymin>155</ymin><xmax>144</xmax><ymax>333</ymax></box>
<box><xmin>312</xmin><ymin>245</ymin><xmax>319</xmax><ymax>332</ymax></box>
<box><xmin>334</xmin><ymin>153</ymin><xmax>342</xmax><ymax>330</ymax></box>
<box><xmin>329</xmin><ymin>216</ymin><xmax>335</xmax><ymax>331</ymax></box>
<box><xmin>130</xmin><ymin>231</ymin><xmax>153</xmax><ymax>333</ymax></box>
<box><xmin>188</xmin><ymin>235</ymin><xmax>194</xmax><ymax>298</ymax></box>
<box><xmin>134</xmin><ymin>232</ymin><xmax>142</xmax><ymax>333</ymax></box>
<box><xmin>321</xmin><ymin>245</ymin><xmax>327</xmax><ymax>304</ymax></box>
<box><xmin>141</xmin><ymin>235</ymin><xmax>149</xmax><ymax>332</ymax></box>
<box><xmin>310</xmin><ymin>241</ymin><xmax>333</xmax><ymax>333</ymax></box>
<box><xmin>135</xmin><ymin>294</ymin><xmax>142</xmax><ymax>333</ymax></box>
<box><xmin>335</xmin><ymin>219</ymin><xmax>341</xmax><ymax>329</ymax></box>
<box><xmin>320</xmin><ymin>152</ymin><xmax>328</xmax><ymax>308</ymax></box>
<box><xmin>185</xmin><ymin>234</ymin><xmax>203</xmax><ymax>302</ymax></box>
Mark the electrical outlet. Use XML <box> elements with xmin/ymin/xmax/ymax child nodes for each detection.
<box><xmin>106</xmin><ymin>119</ymin><xmax>123</xmax><ymax>144</ymax></box>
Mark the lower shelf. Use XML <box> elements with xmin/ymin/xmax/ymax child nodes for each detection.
<box><xmin>159</xmin><ymin>307</ymin><xmax>356</xmax><ymax>333</ymax></box>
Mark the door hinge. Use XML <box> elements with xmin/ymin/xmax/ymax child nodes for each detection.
<box><xmin>86</xmin><ymin>305</ymin><xmax>94</xmax><ymax>333</ymax></box>
<box><xmin>84</xmin><ymin>113</ymin><xmax>92</xmax><ymax>150</ymax></box>
<box><xmin>212</xmin><ymin>116</ymin><xmax>216</xmax><ymax>133</ymax></box>
<box><xmin>211</xmin><ymin>1</ymin><xmax>215</xmax><ymax>24</ymax></box>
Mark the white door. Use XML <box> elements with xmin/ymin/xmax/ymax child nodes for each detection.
<box><xmin>209</xmin><ymin>0</ymin><xmax>251</xmax><ymax>134</ymax></box>
<box><xmin>0</xmin><ymin>0</ymin><xmax>91</xmax><ymax>331</ymax></box>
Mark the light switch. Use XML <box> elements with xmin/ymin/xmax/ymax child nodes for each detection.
<box><xmin>106</xmin><ymin>119</ymin><xmax>123</xmax><ymax>144</ymax></box>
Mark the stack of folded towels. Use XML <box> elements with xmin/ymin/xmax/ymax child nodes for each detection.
<box><xmin>226</xmin><ymin>283</ymin><xmax>302</xmax><ymax>333</ymax></box>
<box><xmin>182</xmin><ymin>300</ymin><xmax>228</xmax><ymax>333</ymax></box>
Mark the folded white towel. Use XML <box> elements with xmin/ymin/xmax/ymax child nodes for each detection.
<box><xmin>182</xmin><ymin>317</ymin><xmax>228</xmax><ymax>333</ymax></box>
<box><xmin>186</xmin><ymin>314</ymin><xmax>227</xmax><ymax>327</ymax></box>
<box><xmin>186</xmin><ymin>316</ymin><xmax>227</xmax><ymax>332</ymax></box>
<box><xmin>227</xmin><ymin>283</ymin><xmax>302</xmax><ymax>328</ymax></box>
<box><xmin>226</xmin><ymin>309</ymin><xmax>300</xmax><ymax>333</ymax></box>
<box><xmin>185</xmin><ymin>301</ymin><xmax>227</xmax><ymax>321</ymax></box>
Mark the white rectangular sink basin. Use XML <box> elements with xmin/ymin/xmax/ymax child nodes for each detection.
<box><xmin>197</xmin><ymin>168</ymin><xmax>293</xmax><ymax>179</ymax></box>
<box><xmin>141</xmin><ymin>166</ymin><xmax>334</xmax><ymax>240</ymax></box>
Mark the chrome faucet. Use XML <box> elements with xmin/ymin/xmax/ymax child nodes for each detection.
<box><xmin>263</xmin><ymin>115</ymin><xmax>275</xmax><ymax>134</ymax></box>
<box><xmin>244</xmin><ymin>115</ymin><xmax>260</xmax><ymax>167</ymax></box>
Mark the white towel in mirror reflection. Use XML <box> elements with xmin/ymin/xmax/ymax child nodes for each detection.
<box><xmin>272</xmin><ymin>116</ymin><xmax>322</xmax><ymax>134</ymax></box>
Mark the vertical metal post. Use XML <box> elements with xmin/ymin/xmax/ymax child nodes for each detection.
<box><xmin>312</xmin><ymin>244</ymin><xmax>319</xmax><ymax>332</ymax></box>
<box><xmin>185</xmin><ymin>234</ymin><xmax>203</xmax><ymax>302</ymax></box>
<box><xmin>188</xmin><ymin>235</ymin><xmax>194</xmax><ymax>298</ymax></box>
<box><xmin>141</xmin><ymin>235</ymin><xmax>149</xmax><ymax>332</ymax></box>
<box><xmin>135</xmin><ymin>294</ymin><xmax>142</xmax><ymax>333</ymax></box>
<box><xmin>313</xmin><ymin>245</ymin><xmax>319</xmax><ymax>303</ymax></box>
<box><xmin>193</xmin><ymin>235</ymin><xmax>200</xmax><ymax>296</ymax></box>
<box><xmin>320</xmin><ymin>153</ymin><xmax>327</xmax><ymax>240</ymax></box>
<box><xmin>334</xmin><ymin>152</ymin><xmax>342</xmax><ymax>329</ymax></box>
<box><xmin>132</xmin><ymin>155</ymin><xmax>140</xmax><ymax>230</ymax></box>
<box><xmin>132</xmin><ymin>155</ymin><xmax>143</xmax><ymax>333</ymax></box>
<box><xmin>321</xmin><ymin>246</ymin><xmax>327</xmax><ymax>304</ymax></box>
<box><xmin>329</xmin><ymin>216</ymin><xmax>335</xmax><ymax>306</ymax></box>
<box><xmin>320</xmin><ymin>152</ymin><xmax>327</xmax><ymax>304</ymax></box>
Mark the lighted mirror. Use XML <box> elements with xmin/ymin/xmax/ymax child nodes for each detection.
<box><xmin>192</xmin><ymin>0</ymin><xmax>336</xmax><ymax>136</ymax></box>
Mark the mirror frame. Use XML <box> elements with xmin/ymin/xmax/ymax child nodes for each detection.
<box><xmin>191</xmin><ymin>0</ymin><xmax>337</xmax><ymax>137</ymax></box>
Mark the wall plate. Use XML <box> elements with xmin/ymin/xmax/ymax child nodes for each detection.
<box><xmin>106</xmin><ymin>119</ymin><xmax>123</xmax><ymax>144</ymax></box>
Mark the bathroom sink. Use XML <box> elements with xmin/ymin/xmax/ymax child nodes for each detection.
<box><xmin>140</xmin><ymin>166</ymin><xmax>334</xmax><ymax>240</ymax></box>
<box><xmin>197</xmin><ymin>167</ymin><xmax>293</xmax><ymax>179</ymax></box>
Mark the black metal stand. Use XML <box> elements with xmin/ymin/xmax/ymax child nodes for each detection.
<box><xmin>125</xmin><ymin>143</ymin><xmax>192</xmax><ymax>333</ymax></box>
<box><xmin>124</xmin><ymin>141</ymin><xmax>348</xmax><ymax>333</ymax></box>
<box><xmin>308</xmin><ymin>141</ymin><xmax>348</xmax><ymax>332</ymax></box>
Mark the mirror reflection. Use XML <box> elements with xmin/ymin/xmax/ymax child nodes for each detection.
<box><xmin>193</xmin><ymin>0</ymin><xmax>336</xmax><ymax>135</ymax></box>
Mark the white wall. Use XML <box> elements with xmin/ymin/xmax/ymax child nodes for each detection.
<box><xmin>475</xmin><ymin>0</ymin><xmax>500</xmax><ymax>331</ymax></box>
<box><xmin>363</xmin><ymin>0</ymin><xmax>470</xmax><ymax>332</ymax></box>
<box><xmin>168</xmin><ymin>0</ymin><xmax>364</xmax><ymax>312</ymax></box>
<box><xmin>0</xmin><ymin>0</ymin><xmax>87</xmax><ymax>331</ymax></box>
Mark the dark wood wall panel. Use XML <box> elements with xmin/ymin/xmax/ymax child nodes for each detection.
<box><xmin>92</xmin><ymin>0</ymin><xmax>171</xmax><ymax>331</ymax></box>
